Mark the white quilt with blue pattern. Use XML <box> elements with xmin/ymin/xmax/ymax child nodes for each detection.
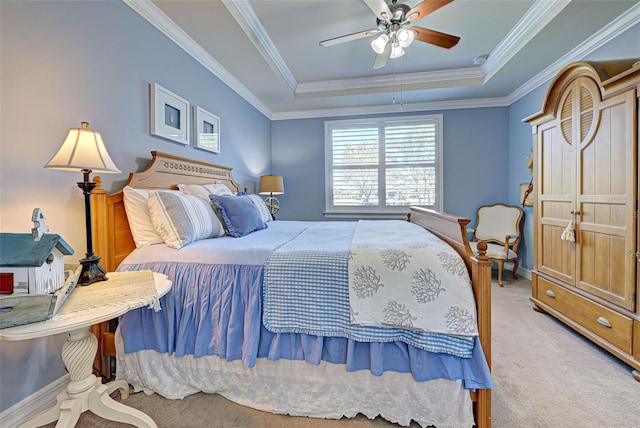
<box><xmin>262</xmin><ymin>221</ymin><xmax>476</xmax><ymax>358</ymax></box>
<box><xmin>349</xmin><ymin>220</ymin><xmax>478</xmax><ymax>335</ymax></box>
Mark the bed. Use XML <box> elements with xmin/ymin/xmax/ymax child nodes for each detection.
<box><xmin>90</xmin><ymin>151</ymin><xmax>493</xmax><ymax>427</ymax></box>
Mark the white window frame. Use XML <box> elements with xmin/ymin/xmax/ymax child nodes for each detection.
<box><xmin>324</xmin><ymin>114</ymin><xmax>443</xmax><ymax>219</ymax></box>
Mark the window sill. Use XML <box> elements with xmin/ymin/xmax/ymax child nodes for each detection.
<box><xmin>323</xmin><ymin>211</ymin><xmax>409</xmax><ymax>220</ymax></box>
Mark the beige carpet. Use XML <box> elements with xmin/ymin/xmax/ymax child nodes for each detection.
<box><xmin>45</xmin><ymin>275</ymin><xmax>640</xmax><ymax>427</ymax></box>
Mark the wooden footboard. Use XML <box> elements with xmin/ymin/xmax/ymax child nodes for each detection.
<box><xmin>409</xmin><ymin>207</ymin><xmax>492</xmax><ymax>428</ymax></box>
<box><xmin>90</xmin><ymin>152</ymin><xmax>492</xmax><ymax>427</ymax></box>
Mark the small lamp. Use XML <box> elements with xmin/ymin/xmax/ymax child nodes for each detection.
<box><xmin>258</xmin><ymin>174</ymin><xmax>284</xmax><ymax>220</ymax></box>
<box><xmin>44</xmin><ymin>122</ymin><xmax>121</xmax><ymax>285</ymax></box>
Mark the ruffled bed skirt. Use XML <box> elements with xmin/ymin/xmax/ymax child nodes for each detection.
<box><xmin>118</xmin><ymin>262</ymin><xmax>492</xmax><ymax>389</ymax></box>
<box><xmin>115</xmin><ymin>330</ymin><xmax>474</xmax><ymax>428</ymax></box>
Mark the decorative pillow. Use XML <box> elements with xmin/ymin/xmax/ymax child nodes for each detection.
<box><xmin>209</xmin><ymin>194</ymin><xmax>267</xmax><ymax>238</ymax></box>
<box><xmin>122</xmin><ymin>186</ymin><xmax>164</xmax><ymax>247</ymax></box>
<box><xmin>148</xmin><ymin>190</ymin><xmax>225</xmax><ymax>249</ymax></box>
<box><xmin>178</xmin><ymin>183</ymin><xmax>233</xmax><ymax>200</ymax></box>
<box><xmin>238</xmin><ymin>192</ymin><xmax>272</xmax><ymax>223</ymax></box>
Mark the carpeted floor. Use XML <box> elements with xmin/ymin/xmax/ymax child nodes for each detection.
<box><xmin>44</xmin><ymin>275</ymin><xmax>640</xmax><ymax>427</ymax></box>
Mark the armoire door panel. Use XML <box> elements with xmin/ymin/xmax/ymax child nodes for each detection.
<box><xmin>539</xmin><ymin>222</ymin><xmax>575</xmax><ymax>283</ymax></box>
<box><xmin>578</xmin><ymin>232</ymin><xmax>630</xmax><ymax>309</ymax></box>
<box><xmin>538</xmin><ymin>121</ymin><xmax>576</xmax><ymax>285</ymax></box>
<box><xmin>540</xmin><ymin>128</ymin><xmax>574</xmax><ymax>197</ymax></box>
<box><xmin>574</xmin><ymin>88</ymin><xmax>637</xmax><ymax>311</ymax></box>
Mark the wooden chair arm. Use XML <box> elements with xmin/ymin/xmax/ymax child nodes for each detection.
<box><xmin>503</xmin><ymin>234</ymin><xmax>518</xmax><ymax>253</ymax></box>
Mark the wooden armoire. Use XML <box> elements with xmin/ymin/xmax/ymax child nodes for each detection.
<box><xmin>525</xmin><ymin>60</ymin><xmax>640</xmax><ymax>380</ymax></box>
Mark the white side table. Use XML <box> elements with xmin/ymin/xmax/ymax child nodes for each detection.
<box><xmin>0</xmin><ymin>271</ymin><xmax>171</xmax><ymax>428</ymax></box>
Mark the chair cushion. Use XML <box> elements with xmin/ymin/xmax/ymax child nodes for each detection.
<box><xmin>470</xmin><ymin>241</ymin><xmax>517</xmax><ymax>260</ymax></box>
<box><xmin>474</xmin><ymin>205</ymin><xmax>521</xmax><ymax>243</ymax></box>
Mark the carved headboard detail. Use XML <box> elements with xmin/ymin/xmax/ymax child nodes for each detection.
<box><xmin>91</xmin><ymin>151</ymin><xmax>242</xmax><ymax>272</ymax></box>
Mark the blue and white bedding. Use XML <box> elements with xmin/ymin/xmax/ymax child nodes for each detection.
<box><xmin>349</xmin><ymin>220</ymin><xmax>478</xmax><ymax>335</ymax></box>
<box><xmin>117</xmin><ymin>221</ymin><xmax>492</xmax><ymax>390</ymax></box>
<box><xmin>263</xmin><ymin>221</ymin><xmax>475</xmax><ymax>357</ymax></box>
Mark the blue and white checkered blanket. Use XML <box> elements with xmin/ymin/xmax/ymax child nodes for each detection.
<box><xmin>262</xmin><ymin>221</ymin><xmax>475</xmax><ymax>358</ymax></box>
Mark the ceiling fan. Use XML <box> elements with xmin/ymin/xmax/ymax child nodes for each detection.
<box><xmin>319</xmin><ymin>0</ymin><xmax>460</xmax><ymax>69</ymax></box>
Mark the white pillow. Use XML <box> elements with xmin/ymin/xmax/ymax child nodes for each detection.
<box><xmin>147</xmin><ymin>190</ymin><xmax>225</xmax><ymax>249</ymax></box>
<box><xmin>178</xmin><ymin>183</ymin><xmax>233</xmax><ymax>200</ymax></box>
<box><xmin>122</xmin><ymin>186</ymin><xmax>164</xmax><ymax>247</ymax></box>
<box><xmin>246</xmin><ymin>194</ymin><xmax>272</xmax><ymax>223</ymax></box>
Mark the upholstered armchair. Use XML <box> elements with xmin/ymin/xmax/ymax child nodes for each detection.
<box><xmin>468</xmin><ymin>203</ymin><xmax>524</xmax><ymax>286</ymax></box>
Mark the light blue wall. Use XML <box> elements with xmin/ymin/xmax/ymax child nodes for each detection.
<box><xmin>0</xmin><ymin>0</ymin><xmax>270</xmax><ymax>412</ymax></box>
<box><xmin>507</xmin><ymin>85</ymin><xmax>546</xmax><ymax>272</ymax></box>
<box><xmin>272</xmin><ymin>107</ymin><xmax>510</xmax><ymax>222</ymax></box>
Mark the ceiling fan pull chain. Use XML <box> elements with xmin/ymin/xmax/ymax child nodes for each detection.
<box><xmin>400</xmin><ymin>55</ymin><xmax>404</xmax><ymax>108</ymax></box>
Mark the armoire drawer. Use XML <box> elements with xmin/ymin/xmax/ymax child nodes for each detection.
<box><xmin>537</xmin><ymin>277</ymin><xmax>633</xmax><ymax>354</ymax></box>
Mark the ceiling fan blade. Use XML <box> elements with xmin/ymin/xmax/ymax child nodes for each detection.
<box><xmin>413</xmin><ymin>27</ymin><xmax>460</xmax><ymax>49</ymax></box>
<box><xmin>372</xmin><ymin>42</ymin><xmax>391</xmax><ymax>69</ymax></box>
<box><xmin>363</xmin><ymin>0</ymin><xmax>392</xmax><ymax>22</ymax></box>
<box><xmin>319</xmin><ymin>29</ymin><xmax>381</xmax><ymax>47</ymax></box>
<box><xmin>406</xmin><ymin>0</ymin><xmax>453</xmax><ymax>24</ymax></box>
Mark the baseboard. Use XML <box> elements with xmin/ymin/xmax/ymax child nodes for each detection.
<box><xmin>503</xmin><ymin>262</ymin><xmax>532</xmax><ymax>281</ymax></box>
<box><xmin>516</xmin><ymin>266</ymin><xmax>532</xmax><ymax>280</ymax></box>
<box><xmin>0</xmin><ymin>374</ymin><xmax>69</xmax><ymax>428</ymax></box>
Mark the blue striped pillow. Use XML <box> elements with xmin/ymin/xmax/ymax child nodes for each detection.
<box><xmin>148</xmin><ymin>190</ymin><xmax>225</xmax><ymax>249</ymax></box>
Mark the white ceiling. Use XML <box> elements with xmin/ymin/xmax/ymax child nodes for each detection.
<box><xmin>128</xmin><ymin>0</ymin><xmax>639</xmax><ymax>119</ymax></box>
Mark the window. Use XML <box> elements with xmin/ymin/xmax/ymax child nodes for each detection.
<box><xmin>324</xmin><ymin>114</ymin><xmax>443</xmax><ymax>217</ymax></box>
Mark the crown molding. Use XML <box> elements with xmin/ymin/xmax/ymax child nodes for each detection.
<box><xmin>295</xmin><ymin>67</ymin><xmax>485</xmax><ymax>98</ymax></box>
<box><xmin>223</xmin><ymin>0</ymin><xmax>298</xmax><ymax>92</ymax></box>
<box><xmin>506</xmin><ymin>1</ymin><xmax>640</xmax><ymax>104</ymax></box>
<box><xmin>482</xmin><ymin>0</ymin><xmax>570</xmax><ymax>83</ymax></box>
<box><xmin>122</xmin><ymin>0</ymin><xmax>272</xmax><ymax>118</ymax></box>
<box><xmin>271</xmin><ymin>96</ymin><xmax>511</xmax><ymax>121</ymax></box>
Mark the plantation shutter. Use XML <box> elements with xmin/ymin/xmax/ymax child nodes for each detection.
<box><xmin>325</xmin><ymin>115</ymin><xmax>442</xmax><ymax>216</ymax></box>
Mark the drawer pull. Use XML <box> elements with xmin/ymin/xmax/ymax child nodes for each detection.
<box><xmin>545</xmin><ymin>290</ymin><xmax>556</xmax><ymax>298</ymax></box>
<box><xmin>597</xmin><ymin>317</ymin><xmax>612</xmax><ymax>328</ymax></box>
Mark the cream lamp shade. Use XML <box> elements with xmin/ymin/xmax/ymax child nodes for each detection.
<box><xmin>45</xmin><ymin>122</ymin><xmax>121</xmax><ymax>174</ymax></box>
<box><xmin>44</xmin><ymin>122</ymin><xmax>120</xmax><ymax>286</ymax></box>
<box><xmin>258</xmin><ymin>174</ymin><xmax>284</xmax><ymax>195</ymax></box>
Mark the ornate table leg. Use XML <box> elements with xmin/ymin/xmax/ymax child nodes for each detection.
<box><xmin>19</xmin><ymin>327</ymin><xmax>156</xmax><ymax>428</ymax></box>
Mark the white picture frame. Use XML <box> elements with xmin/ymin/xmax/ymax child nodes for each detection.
<box><xmin>150</xmin><ymin>83</ymin><xmax>190</xmax><ymax>145</ymax></box>
<box><xmin>193</xmin><ymin>106</ymin><xmax>220</xmax><ymax>153</ymax></box>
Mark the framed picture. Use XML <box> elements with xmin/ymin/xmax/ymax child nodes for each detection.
<box><xmin>193</xmin><ymin>106</ymin><xmax>220</xmax><ymax>153</ymax></box>
<box><xmin>150</xmin><ymin>83</ymin><xmax>190</xmax><ymax>145</ymax></box>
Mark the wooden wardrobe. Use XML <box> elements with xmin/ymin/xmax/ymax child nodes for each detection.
<box><xmin>525</xmin><ymin>60</ymin><xmax>640</xmax><ymax>380</ymax></box>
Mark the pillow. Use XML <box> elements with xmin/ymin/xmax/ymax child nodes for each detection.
<box><xmin>244</xmin><ymin>193</ymin><xmax>272</xmax><ymax>223</ymax></box>
<box><xmin>209</xmin><ymin>194</ymin><xmax>267</xmax><ymax>238</ymax></box>
<box><xmin>178</xmin><ymin>183</ymin><xmax>233</xmax><ymax>200</ymax></box>
<box><xmin>148</xmin><ymin>190</ymin><xmax>225</xmax><ymax>249</ymax></box>
<box><xmin>122</xmin><ymin>186</ymin><xmax>164</xmax><ymax>247</ymax></box>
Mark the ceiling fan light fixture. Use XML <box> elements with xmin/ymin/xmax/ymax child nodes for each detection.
<box><xmin>371</xmin><ymin>33</ymin><xmax>389</xmax><ymax>54</ymax></box>
<box><xmin>397</xmin><ymin>28</ymin><xmax>415</xmax><ymax>48</ymax></box>
<box><xmin>390</xmin><ymin>43</ymin><xmax>405</xmax><ymax>59</ymax></box>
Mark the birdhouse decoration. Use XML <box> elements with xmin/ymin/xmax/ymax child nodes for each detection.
<box><xmin>0</xmin><ymin>209</ymin><xmax>80</xmax><ymax>328</ymax></box>
<box><xmin>0</xmin><ymin>209</ymin><xmax>74</xmax><ymax>295</ymax></box>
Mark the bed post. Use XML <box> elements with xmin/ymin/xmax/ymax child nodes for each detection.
<box><xmin>91</xmin><ymin>177</ymin><xmax>111</xmax><ymax>271</ymax></box>
<box><xmin>472</xmin><ymin>241</ymin><xmax>492</xmax><ymax>428</ymax></box>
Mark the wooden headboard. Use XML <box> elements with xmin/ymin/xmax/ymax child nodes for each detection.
<box><xmin>91</xmin><ymin>151</ymin><xmax>241</xmax><ymax>272</ymax></box>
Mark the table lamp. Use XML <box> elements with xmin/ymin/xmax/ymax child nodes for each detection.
<box><xmin>258</xmin><ymin>174</ymin><xmax>284</xmax><ymax>220</ymax></box>
<box><xmin>44</xmin><ymin>122</ymin><xmax>121</xmax><ymax>285</ymax></box>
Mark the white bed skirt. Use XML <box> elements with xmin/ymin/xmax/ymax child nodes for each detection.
<box><xmin>115</xmin><ymin>331</ymin><xmax>474</xmax><ymax>428</ymax></box>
